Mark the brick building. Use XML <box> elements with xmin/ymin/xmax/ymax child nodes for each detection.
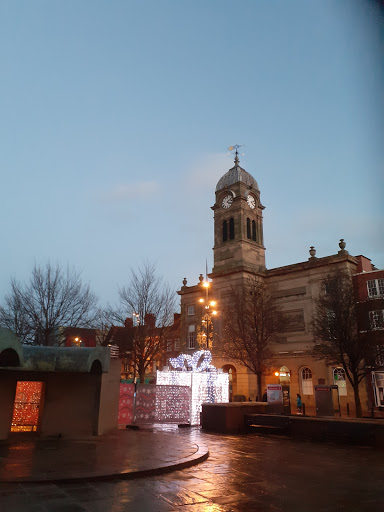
<box><xmin>354</xmin><ymin>262</ymin><xmax>384</xmax><ymax>413</ymax></box>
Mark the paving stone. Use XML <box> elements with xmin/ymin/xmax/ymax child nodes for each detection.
<box><xmin>0</xmin><ymin>426</ymin><xmax>383</xmax><ymax>511</ymax></box>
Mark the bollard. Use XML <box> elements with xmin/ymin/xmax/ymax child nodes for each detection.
<box><xmin>347</xmin><ymin>403</ymin><xmax>350</xmax><ymax>416</ymax></box>
<box><xmin>302</xmin><ymin>403</ymin><xmax>306</xmax><ymax>416</ymax></box>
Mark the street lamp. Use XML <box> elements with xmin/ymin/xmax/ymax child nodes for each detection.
<box><xmin>133</xmin><ymin>312</ymin><xmax>140</xmax><ymax>326</ymax></box>
<box><xmin>199</xmin><ymin>281</ymin><xmax>218</xmax><ymax>350</ymax></box>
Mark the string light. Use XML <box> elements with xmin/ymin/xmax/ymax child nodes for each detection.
<box><xmin>11</xmin><ymin>381</ymin><xmax>42</xmax><ymax>432</ymax></box>
<box><xmin>169</xmin><ymin>350</ymin><xmax>216</xmax><ymax>372</ymax></box>
<box><xmin>158</xmin><ymin>350</ymin><xmax>229</xmax><ymax>425</ymax></box>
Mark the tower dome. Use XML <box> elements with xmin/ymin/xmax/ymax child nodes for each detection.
<box><xmin>216</xmin><ymin>153</ymin><xmax>259</xmax><ymax>192</ymax></box>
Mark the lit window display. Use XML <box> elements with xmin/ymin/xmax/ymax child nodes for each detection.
<box><xmin>11</xmin><ymin>381</ymin><xmax>43</xmax><ymax>432</ymax></box>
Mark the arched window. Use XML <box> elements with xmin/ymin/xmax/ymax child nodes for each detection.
<box><xmin>278</xmin><ymin>365</ymin><xmax>290</xmax><ymax>384</ymax></box>
<box><xmin>333</xmin><ymin>367</ymin><xmax>347</xmax><ymax>396</ymax></box>
<box><xmin>246</xmin><ymin>218</ymin><xmax>251</xmax><ymax>239</ymax></box>
<box><xmin>222</xmin><ymin>220</ymin><xmax>228</xmax><ymax>242</ymax></box>
<box><xmin>252</xmin><ymin>220</ymin><xmax>256</xmax><ymax>241</ymax></box>
<box><xmin>301</xmin><ymin>367</ymin><xmax>313</xmax><ymax>395</ymax></box>
<box><xmin>229</xmin><ymin>217</ymin><xmax>235</xmax><ymax>240</ymax></box>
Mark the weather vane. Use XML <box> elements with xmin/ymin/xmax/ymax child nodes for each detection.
<box><xmin>228</xmin><ymin>144</ymin><xmax>244</xmax><ymax>165</ymax></box>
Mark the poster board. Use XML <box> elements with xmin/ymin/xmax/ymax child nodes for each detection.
<box><xmin>267</xmin><ymin>384</ymin><xmax>284</xmax><ymax>414</ymax></box>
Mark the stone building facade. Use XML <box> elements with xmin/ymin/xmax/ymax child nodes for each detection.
<box><xmin>177</xmin><ymin>152</ymin><xmax>380</xmax><ymax>417</ymax></box>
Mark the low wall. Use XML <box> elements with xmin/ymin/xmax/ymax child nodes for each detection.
<box><xmin>201</xmin><ymin>402</ymin><xmax>268</xmax><ymax>434</ymax></box>
<box><xmin>97</xmin><ymin>359</ymin><xmax>121</xmax><ymax>435</ymax></box>
<box><xmin>246</xmin><ymin>414</ymin><xmax>384</xmax><ymax>449</ymax></box>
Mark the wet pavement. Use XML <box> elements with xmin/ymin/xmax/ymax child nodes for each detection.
<box><xmin>0</xmin><ymin>429</ymin><xmax>207</xmax><ymax>482</ymax></box>
<box><xmin>0</xmin><ymin>425</ymin><xmax>383</xmax><ymax>511</ymax></box>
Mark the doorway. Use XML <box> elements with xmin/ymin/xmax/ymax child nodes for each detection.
<box><xmin>222</xmin><ymin>364</ymin><xmax>237</xmax><ymax>401</ymax></box>
<box><xmin>11</xmin><ymin>381</ymin><xmax>44</xmax><ymax>433</ymax></box>
<box><xmin>277</xmin><ymin>366</ymin><xmax>291</xmax><ymax>414</ymax></box>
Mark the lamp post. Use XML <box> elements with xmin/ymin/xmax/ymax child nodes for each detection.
<box><xmin>199</xmin><ymin>281</ymin><xmax>218</xmax><ymax>350</ymax></box>
<box><xmin>132</xmin><ymin>312</ymin><xmax>140</xmax><ymax>381</ymax></box>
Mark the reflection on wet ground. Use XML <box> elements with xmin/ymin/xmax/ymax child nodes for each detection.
<box><xmin>0</xmin><ymin>424</ymin><xmax>383</xmax><ymax>511</ymax></box>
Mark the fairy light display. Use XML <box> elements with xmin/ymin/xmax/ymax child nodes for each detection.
<box><xmin>11</xmin><ymin>381</ymin><xmax>42</xmax><ymax>432</ymax></box>
<box><xmin>154</xmin><ymin>385</ymin><xmax>191</xmax><ymax>423</ymax></box>
<box><xmin>157</xmin><ymin>350</ymin><xmax>229</xmax><ymax>425</ymax></box>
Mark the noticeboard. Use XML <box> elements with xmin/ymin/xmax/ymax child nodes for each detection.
<box><xmin>267</xmin><ymin>384</ymin><xmax>283</xmax><ymax>404</ymax></box>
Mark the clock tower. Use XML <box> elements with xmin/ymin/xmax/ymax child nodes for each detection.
<box><xmin>211</xmin><ymin>150</ymin><xmax>266</xmax><ymax>277</ymax></box>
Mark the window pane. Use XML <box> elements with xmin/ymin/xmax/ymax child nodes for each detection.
<box><xmin>301</xmin><ymin>367</ymin><xmax>313</xmax><ymax>395</ymax></box>
<box><xmin>367</xmin><ymin>280</ymin><xmax>378</xmax><ymax>297</ymax></box>
<box><xmin>378</xmin><ymin>279</ymin><xmax>384</xmax><ymax>295</ymax></box>
<box><xmin>333</xmin><ymin>367</ymin><xmax>347</xmax><ymax>396</ymax></box>
<box><xmin>223</xmin><ymin>220</ymin><xmax>227</xmax><ymax>242</ymax></box>
<box><xmin>229</xmin><ymin>218</ymin><xmax>234</xmax><ymax>240</ymax></box>
<box><xmin>370</xmin><ymin>310</ymin><xmax>384</xmax><ymax>329</ymax></box>
<box><xmin>302</xmin><ymin>379</ymin><xmax>313</xmax><ymax>395</ymax></box>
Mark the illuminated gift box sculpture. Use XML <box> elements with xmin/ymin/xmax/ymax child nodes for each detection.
<box><xmin>157</xmin><ymin>350</ymin><xmax>229</xmax><ymax>425</ymax></box>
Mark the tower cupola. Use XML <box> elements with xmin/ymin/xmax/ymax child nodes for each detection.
<box><xmin>211</xmin><ymin>149</ymin><xmax>265</xmax><ymax>276</ymax></box>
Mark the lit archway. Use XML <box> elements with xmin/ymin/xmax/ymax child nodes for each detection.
<box><xmin>277</xmin><ymin>365</ymin><xmax>291</xmax><ymax>385</ymax></box>
<box><xmin>222</xmin><ymin>364</ymin><xmax>237</xmax><ymax>401</ymax></box>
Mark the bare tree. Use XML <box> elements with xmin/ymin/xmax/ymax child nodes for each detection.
<box><xmin>312</xmin><ymin>270</ymin><xmax>367</xmax><ymax>417</ymax></box>
<box><xmin>114</xmin><ymin>262</ymin><xmax>176</xmax><ymax>382</ymax></box>
<box><xmin>222</xmin><ymin>275</ymin><xmax>286</xmax><ymax>400</ymax></box>
<box><xmin>0</xmin><ymin>263</ymin><xmax>98</xmax><ymax>345</ymax></box>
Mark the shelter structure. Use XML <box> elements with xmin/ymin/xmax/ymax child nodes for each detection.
<box><xmin>0</xmin><ymin>328</ymin><xmax>120</xmax><ymax>440</ymax></box>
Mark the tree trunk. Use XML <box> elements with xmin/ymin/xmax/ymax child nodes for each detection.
<box><xmin>256</xmin><ymin>371</ymin><xmax>262</xmax><ymax>402</ymax></box>
<box><xmin>353</xmin><ymin>381</ymin><xmax>362</xmax><ymax>418</ymax></box>
<box><xmin>138</xmin><ymin>360</ymin><xmax>146</xmax><ymax>383</ymax></box>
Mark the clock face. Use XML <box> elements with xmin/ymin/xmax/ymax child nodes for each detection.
<box><xmin>221</xmin><ymin>194</ymin><xmax>233</xmax><ymax>209</ymax></box>
<box><xmin>247</xmin><ymin>195</ymin><xmax>256</xmax><ymax>209</ymax></box>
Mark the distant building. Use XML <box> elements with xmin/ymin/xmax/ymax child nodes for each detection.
<box><xmin>354</xmin><ymin>260</ymin><xmax>384</xmax><ymax>414</ymax></box>
<box><xmin>104</xmin><ymin>313</ymin><xmax>180</xmax><ymax>381</ymax></box>
<box><xmin>63</xmin><ymin>327</ymin><xmax>98</xmax><ymax>347</ymax></box>
<box><xmin>178</xmin><ymin>151</ymin><xmax>381</xmax><ymax>416</ymax></box>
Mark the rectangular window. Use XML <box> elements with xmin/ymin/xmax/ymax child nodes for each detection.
<box><xmin>188</xmin><ymin>325</ymin><xmax>196</xmax><ymax>350</ymax></box>
<box><xmin>301</xmin><ymin>379</ymin><xmax>313</xmax><ymax>395</ymax></box>
<box><xmin>367</xmin><ymin>279</ymin><xmax>384</xmax><ymax>297</ymax></box>
<box><xmin>372</xmin><ymin>371</ymin><xmax>384</xmax><ymax>407</ymax></box>
<box><xmin>166</xmin><ymin>340</ymin><xmax>172</xmax><ymax>352</ymax></box>
<box><xmin>175</xmin><ymin>339</ymin><xmax>180</xmax><ymax>351</ymax></box>
<box><xmin>369</xmin><ymin>310</ymin><xmax>384</xmax><ymax>330</ymax></box>
<box><xmin>187</xmin><ymin>305</ymin><xmax>195</xmax><ymax>316</ymax></box>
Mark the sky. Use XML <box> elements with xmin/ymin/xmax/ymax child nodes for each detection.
<box><xmin>1</xmin><ymin>0</ymin><xmax>383</xmax><ymax>309</ymax></box>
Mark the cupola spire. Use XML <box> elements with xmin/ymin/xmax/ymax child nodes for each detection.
<box><xmin>228</xmin><ymin>144</ymin><xmax>243</xmax><ymax>166</ymax></box>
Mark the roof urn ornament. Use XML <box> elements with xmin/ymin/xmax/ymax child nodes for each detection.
<box><xmin>309</xmin><ymin>246</ymin><xmax>317</xmax><ymax>259</ymax></box>
<box><xmin>338</xmin><ymin>239</ymin><xmax>348</xmax><ymax>254</ymax></box>
<box><xmin>182</xmin><ymin>277</ymin><xmax>187</xmax><ymax>287</ymax></box>
<box><xmin>199</xmin><ymin>274</ymin><xmax>204</xmax><ymax>284</ymax></box>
